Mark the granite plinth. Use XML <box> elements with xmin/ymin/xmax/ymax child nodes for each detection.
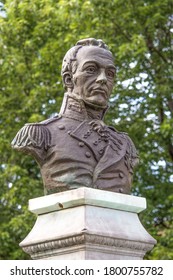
<box><xmin>20</xmin><ymin>187</ymin><xmax>156</xmax><ymax>259</ymax></box>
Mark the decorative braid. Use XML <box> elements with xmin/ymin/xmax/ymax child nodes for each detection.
<box><xmin>11</xmin><ymin>124</ymin><xmax>51</xmax><ymax>150</ymax></box>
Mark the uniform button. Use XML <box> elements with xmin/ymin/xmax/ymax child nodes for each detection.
<box><xmin>67</xmin><ymin>130</ymin><xmax>71</xmax><ymax>135</ymax></box>
<box><xmin>119</xmin><ymin>188</ymin><xmax>124</xmax><ymax>193</ymax></box>
<box><xmin>85</xmin><ymin>152</ymin><xmax>91</xmax><ymax>158</ymax></box>
<box><xmin>119</xmin><ymin>172</ymin><xmax>124</xmax><ymax>178</ymax></box>
<box><xmin>79</xmin><ymin>142</ymin><xmax>84</xmax><ymax>147</ymax></box>
<box><xmin>58</xmin><ymin>125</ymin><xmax>65</xmax><ymax>130</ymax></box>
<box><xmin>99</xmin><ymin>150</ymin><xmax>104</xmax><ymax>155</ymax></box>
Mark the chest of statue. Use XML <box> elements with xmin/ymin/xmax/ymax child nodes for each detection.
<box><xmin>40</xmin><ymin>117</ymin><xmax>130</xmax><ymax>194</ymax></box>
<box><xmin>48</xmin><ymin>117</ymin><xmax>126</xmax><ymax>162</ymax></box>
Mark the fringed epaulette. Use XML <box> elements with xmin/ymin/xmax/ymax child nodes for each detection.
<box><xmin>11</xmin><ymin>122</ymin><xmax>51</xmax><ymax>150</ymax></box>
<box><xmin>123</xmin><ymin>134</ymin><xmax>139</xmax><ymax>171</ymax></box>
<box><xmin>109</xmin><ymin>127</ymin><xmax>138</xmax><ymax>160</ymax></box>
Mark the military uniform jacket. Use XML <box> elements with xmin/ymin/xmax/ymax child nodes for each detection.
<box><xmin>12</xmin><ymin>94</ymin><xmax>139</xmax><ymax>194</ymax></box>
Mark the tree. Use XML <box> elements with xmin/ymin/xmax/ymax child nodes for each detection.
<box><xmin>0</xmin><ymin>0</ymin><xmax>172</xmax><ymax>259</ymax></box>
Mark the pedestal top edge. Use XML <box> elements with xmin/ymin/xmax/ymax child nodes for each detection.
<box><xmin>29</xmin><ymin>187</ymin><xmax>146</xmax><ymax>215</ymax></box>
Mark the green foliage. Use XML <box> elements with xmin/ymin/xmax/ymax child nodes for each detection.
<box><xmin>0</xmin><ymin>0</ymin><xmax>172</xmax><ymax>259</ymax></box>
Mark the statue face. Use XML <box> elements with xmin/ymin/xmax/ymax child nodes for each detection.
<box><xmin>72</xmin><ymin>46</ymin><xmax>115</xmax><ymax>108</ymax></box>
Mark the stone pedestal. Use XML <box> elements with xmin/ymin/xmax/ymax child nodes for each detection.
<box><xmin>20</xmin><ymin>187</ymin><xmax>156</xmax><ymax>259</ymax></box>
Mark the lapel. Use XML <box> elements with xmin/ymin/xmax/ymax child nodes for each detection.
<box><xmin>70</xmin><ymin>120</ymin><xmax>99</xmax><ymax>161</ymax></box>
<box><xmin>93</xmin><ymin>140</ymin><xmax>127</xmax><ymax>182</ymax></box>
<box><xmin>70</xmin><ymin>120</ymin><xmax>127</xmax><ymax>165</ymax></box>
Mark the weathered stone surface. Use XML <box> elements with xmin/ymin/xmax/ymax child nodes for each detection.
<box><xmin>20</xmin><ymin>188</ymin><xmax>156</xmax><ymax>260</ymax></box>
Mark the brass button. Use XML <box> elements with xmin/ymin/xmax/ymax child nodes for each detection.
<box><xmin>85</xmin><ymin>152</ymin><xmax>91</xmax><ymax>158</ymax></box>
<box><xmin>58</xmin><ymin>125</ymin><xmax>65</xmax><ymax>130</ymax></box>
<box><xmin>79</xmin><ymin>142</ymin><xmax>84</xmax><ymax>147</ymax></box>
<box><xmin>119</xmin><ymin>172</ymin><xmax>124</xmax><ymax>178</ymax></box>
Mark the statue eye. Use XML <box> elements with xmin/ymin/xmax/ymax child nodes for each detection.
<box><xmin>107</xmin><ymin>69</ymin><xmax>115</xmax><ymax>78</ymax></box>
<box><xmin>85</xmin><ymin>66</ymin><xmax>96</xmax><ymax>73</ymax></box>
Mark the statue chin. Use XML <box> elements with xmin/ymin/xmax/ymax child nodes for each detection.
<box><xmin>67</xmin><ymin>91</ymin><xmax>108</xmax><ymax>110</ymax></box>
<box><xmin>83</xmin><ymin>99</ymin><xmax>108</xmax><ymax>110</ymax></box>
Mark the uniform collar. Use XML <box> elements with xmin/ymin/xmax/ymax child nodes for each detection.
<box><xmin>59</xmin><ymin>92</ymin><xmax>108</xmax><ymax>121</ymax></box>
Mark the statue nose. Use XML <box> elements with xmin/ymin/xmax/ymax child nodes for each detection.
<box><xmin>96</xmin><ymin>70</ymin><xmax>107</xmax><ymax>84</ymax></box>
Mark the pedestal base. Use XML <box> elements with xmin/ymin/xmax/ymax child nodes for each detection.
<box><xmin>20</xmin><ymin>187</ymin><xmax>156</xmax><ymax>259</ymax></box>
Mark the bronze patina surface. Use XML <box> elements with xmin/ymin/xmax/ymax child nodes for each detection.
<box><xmin>12</xmin><ymin>38</ymin><xmax>139</xmax><ymax>195</ymax></box>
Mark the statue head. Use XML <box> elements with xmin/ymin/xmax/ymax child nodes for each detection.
<box><xmin>61</xmin><ymin>38</ymin><xmax>116</xmax><ymax>109</ymax></box>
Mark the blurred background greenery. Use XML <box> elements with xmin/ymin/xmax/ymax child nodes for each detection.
<box><xmin>0</xmin><ymin>0</ymin><xmax>173</xmax><ymax>259</ymax></box>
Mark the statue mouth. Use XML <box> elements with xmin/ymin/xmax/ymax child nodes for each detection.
<box><xmin>91</xmin><ymin>87</ymin><xmax>107</xmax><ymax>95</ymax></box>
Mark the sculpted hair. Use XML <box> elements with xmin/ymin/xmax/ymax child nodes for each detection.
<box><xmin>61</xmin><ymin>38</ymin><xmax>111</xmax><ymax>89</ymax></box>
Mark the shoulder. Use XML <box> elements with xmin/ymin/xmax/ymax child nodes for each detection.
<box><xmin>38</xmin><ymin>115</ymin><xmax>61</xmax><ymax>125</ymax></box>
<box><xmin>108</xmin><ymin>125</ymin><xmax>128</xmax><ymax>141</ymax></box>
<box><xmin>108</xmin><ymin>125</ymin><xmax>134</xmax><ymax>143</ymax></box>
<box><xmin>11</xmin><ymin>115</ymin><xmax>61</xmax><ymax>150</ymax></box>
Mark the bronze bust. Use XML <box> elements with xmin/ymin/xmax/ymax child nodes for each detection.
<box><xmin>12</xmin><ymin>38</ymin><xmax>139</xmax><ymax>195</ymax></box>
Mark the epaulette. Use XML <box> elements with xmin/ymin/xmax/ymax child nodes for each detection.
<box><xmin>12</xmin><ymin>122</ymin><xmax>52</xmax><ymax>150</ymax></box>
<box><xmin>109</xmin><ymin>127</ymin><xmax>139</xmax><ymax>163</ymax></box>
<box><xmin>124</xmin><ymin>134</ymin><xmax>139</xmax><ymax>168</ymax></box>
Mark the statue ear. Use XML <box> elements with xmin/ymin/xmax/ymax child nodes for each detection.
<box><xmin>62</xmin><ymin>73</ymin><xmax>73</xmax><ymax>89</ymax></box>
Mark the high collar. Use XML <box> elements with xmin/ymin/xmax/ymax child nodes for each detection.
<box><xmin>59</xmin><ymin>93</ymin><xmax>108</xmax><ymax>121</ymax></box>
